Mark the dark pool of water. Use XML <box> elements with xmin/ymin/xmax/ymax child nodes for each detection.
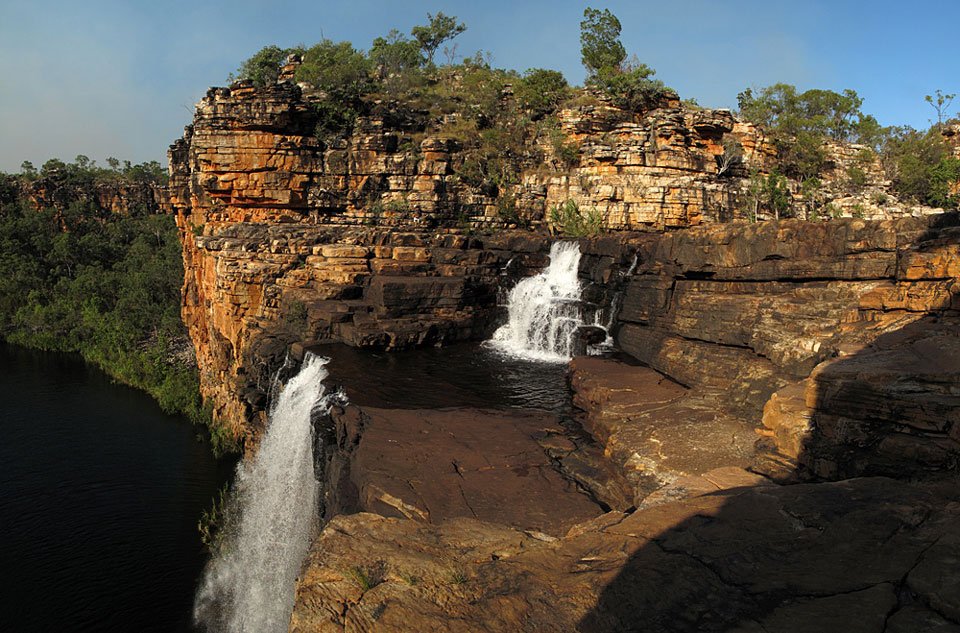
<box><xmin>0</xmin><ymin>343</ymin><xmax>233</xmax><ymax>632</ymax></box>
<box><xmin>316</xmin><ymin>342</ymin><xmax>574</xmax><ymax>415</ymax></box>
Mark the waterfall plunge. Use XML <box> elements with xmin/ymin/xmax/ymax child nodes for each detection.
<box><xmin>194</xmin><ymin>354</ymin><xmax>331</xmax><ymax>633</ymax></box>
<box><xmin>490</xmin><ymin>241</ymin><xmax>596</xmax><ymax>363</ymax></box>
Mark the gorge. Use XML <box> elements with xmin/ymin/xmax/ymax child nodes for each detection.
<box><xmin>2</xmin><ymin>23</ymin><xmax>959</xmax><ymax>632</ymax></box>
<box><xmin>157</xmin><ymin>67</ymin><xmax>960</xmax><ymax>632</ymax></box>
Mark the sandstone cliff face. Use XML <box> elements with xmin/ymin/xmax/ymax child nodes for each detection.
<box><xmin>163</xmin><ymin>82</ymin><xmax>960</xmax><ymax>631</ymax></box>
<box><xmin>166</xmin><ymin>81</ymin><xmax>942</xmax><ymax>442</ymax></box>
<box><xmin>554</xmin><ymin>213</ymin><xmax>959</xmax><ymax>505</ymax></box>
<box><xmin>288</xmin><ymin>211</ymin><xmax>960</xmax><ymax>631</ymax></box>
<box><xmin>14</xmin><ymin>175</ymin><xmax>162</xmax><ymax>216</ymax></box>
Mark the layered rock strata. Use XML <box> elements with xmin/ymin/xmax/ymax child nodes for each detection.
<box><xmin>165</xmin><ymin>82</ymin><xmax>941</xmax><ymax>440</ymax></box>
<box><xmin>165</xmin><ymin>82</ymin><xmax>960</xmax><ymax>631</ymax></box>
<box><xmin>290</xmin><ymin>212</ymin><xmax>959</xmax><ymax>630</ymax></box>
<box><xmin>609</xmin><ymin>213</ymin><xmax>960</xmax><ymax>483</ymax></box>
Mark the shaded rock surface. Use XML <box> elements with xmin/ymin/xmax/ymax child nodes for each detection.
<box><xmin>323</xmin><ymin>405</ymin><xmax>601</xmax><ymax>536</ymax></box>
<box><xmin>616</xmin><ymin>213</ymin><xmax>960</xmax><ymax>480</ymax></box>
<box><xmin>290</xmin><ymin>477</ymin><xmax>960</xmax><ymax>633</ymax></box>
<box><xmin>568</xmin><ymin>356</ymin><xmax>759</xmax><ymax>507</ymax></box>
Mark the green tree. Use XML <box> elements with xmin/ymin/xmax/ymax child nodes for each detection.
<box><xmin>742</xmin><ymin>169</ymin><xmax>792</xmax><ymax>220</ymax></box>
<box><xmin>19</xmin><ymin>161</ymin><xmax>37</xmax><ymax>179</ymax></box>
<box><xmin>737</xmin><ymin>83</ymin><xmax>886</xmax><ymax>179</ymax></box>
<box><xmin>515</xmin><ymin>68</ymin><xmax>569</xmax><ymax>117</ymax></box>
<box><xmin>884</xmin><ymin>126</ymin><xmax>960</xmax><ymax>208</ymax></box>
<box><xmin>411</xmin><ymin>12</ymin><xmax>466</xmax><ymax>66</ymax></box>
<box><xmin>737</xmin><ymin>84</ymin><xmax>875</xmax><ymax>143</ymax></box>
<box><xmin>579</xmin><ymin>9</ymin><xmax>664</xmax><ymax>111</ymax></box>
<box><xmin>590</xmin><ymin>63</ymin><xmax>664</xmax><ymax>111</ymax></box>
<box><xmin>925</xmin><ymin>89</ymin><xmax>956</xmax><ymax>129</ymax></box>
<box><xmin>295</xmin><ymin>39</ymin><xmax>371</xmax><ymax>98</ymax></box>
<box><xmin>234</xmin><ymin>45</ymin><xmax>303</xmax><ymax>87</ymax></box>
<box><xmin>370</xmin><ymin>29</ymin><xmax>423</xmax><ymax>80</ymax></box>
<box><xmin>295</xmin><ymin>40</ymin><xmax>373</xmax><ymax>139</ymax></box>
<box><xmin>580</xmin><ymin>7</ymin><xmax>626</xmax><ymax>76</ymax></box>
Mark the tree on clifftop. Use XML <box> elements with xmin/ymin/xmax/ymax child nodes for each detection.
<box><xmin>295</xmin><ymin>40</ymin><xmax>372</xmax><ymax>99</ymax></box>
<box><xmin>370</xmin><ymin>29</ymin><xmax>423</xmax><ymax>79</ymax></box>
<box><xmin>411</xmin><ymin>12</ymin><xmax>466</xmax><ymax>66</ymax></box>
<box><xmin>580</xmin><ymin>7</ymin><xmax>626</xmax><ymax>77</ymax></box>
<box><xmin>580</xmin><ymin>7</ymin><xmax>665</xmax><ymax>111</ymax></box>
<box><xmin>234</xmin><ymin>45</ymin><xmax>304</xmax><ymax>87</ymax></box>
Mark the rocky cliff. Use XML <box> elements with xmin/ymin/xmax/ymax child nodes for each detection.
<box><xmin>289</xmin><ymin>213</ymin><xmax>960</xmax><ymax>633</ymax></box>
<box><xmin>164</xmin><ymin>80</ymin><xmax>944</xmax><ymax>443</ymax></box>
<box><xmin>163</xmin><ymin>79</ymin><xmax>960</xmax><ymax>631</ymax></box>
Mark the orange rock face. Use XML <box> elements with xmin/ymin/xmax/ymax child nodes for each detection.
<box><xmin>165</xmin><ymin>80</ymin><xmax>958</xmax><ymax>447</ymax></box>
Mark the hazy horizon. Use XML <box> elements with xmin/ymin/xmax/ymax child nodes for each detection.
<box><xmin>1</xmin><ymin>0</ymin><xmax>957</xmax><ymax>172</ymax></box>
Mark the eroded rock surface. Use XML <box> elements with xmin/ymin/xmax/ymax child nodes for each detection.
<box><xmin>291</xmin><ymin>477</ymin><xmax>960</xmax><ymax>633</ymax></box>
<box><xmin>161</xmin><ymin>81</ymin><xmax>960</xmax><ymax>632</ymax></box>
<box><xmin>323</xmin><ymin>405</ymin><xmax>601</xmax><ymax>536</ymax></box>
<box><xmin>615</xmin><ymin>214</ymin><xmax>960</xmax><ymax>479</ymax></box>
<box><xmin>164</xmin><ymin>80</ymin><xmax>947</xmax><ymax>446</ymax></box>
<box><xmin>568</xmin><ymin>356</ymin><xmax>759</xmax><ymax>507</ymax></box>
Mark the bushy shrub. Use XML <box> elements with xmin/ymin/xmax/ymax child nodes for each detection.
<box><xmin>590</xmin><ymin>65</ymin><xmax>666</xmax><ymax>112</ymax></box>
<box><xmin>296</xmin><ymin>39</ymin><xmax>372</xmax><ymax>96</ymax></box>
<box><xmin>548</xmin><ymin>199</ymin><xmax>605</xmax><ymax>236</ymax></box>
<box><xmin>233</xmin><ymin>45</ymin><xmax>304</xmax><ymax>87</ymax></box>
<box><xmin>884</xmin><ymin>127</ymin><xmax>960</xmax><ymax>209</ymax></box>
<box><xmin>515</xmin><ymin>68</ymin><xmax>569</xmax><ymax>118</ymax></box>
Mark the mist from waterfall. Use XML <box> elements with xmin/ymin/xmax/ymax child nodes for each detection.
<box><xmin>489</xmin><ymin>241</ymin><xmax>592</xmax><ymax>363</ymax></box>
<box><xmin>194</xmin><ymin>353</ymin><xmax>331</xmax><ymax>633</ymax></box>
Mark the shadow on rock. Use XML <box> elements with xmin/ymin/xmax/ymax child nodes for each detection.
<box><xmin>578</xmin><ymin>216</ymin><xmax>960</xmax><ymax>632</ymax></box>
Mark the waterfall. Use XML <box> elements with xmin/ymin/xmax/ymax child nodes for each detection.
<box><xmin>489</xmin><ymin>241</ymin><xmax>592</xmax><ymax>362</ymax></box>
<box><xmin>194</xmin><ymin>353</ymin><xmax>331</xmax><ymax>633</ymax></box>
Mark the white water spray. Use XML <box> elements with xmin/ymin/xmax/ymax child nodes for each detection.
<box><xmin>490</xmin><ymin>241</ymin><xmax>594</xmax><ymax>362</ymax></box>
<box><xmin>194</xmin><ymin>353</ymin><xmax>332</xmax><ymax>633</ymax></box>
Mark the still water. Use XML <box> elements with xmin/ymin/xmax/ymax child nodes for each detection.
<box><xmin>318</xmin><ymin>342</ymin><xmax>574</xmax><ymax>414</ymax></box>
<box><xmin>0</xmin><ymin>343</ymin><xmax>232</xmax><ymax>632</ymax></box>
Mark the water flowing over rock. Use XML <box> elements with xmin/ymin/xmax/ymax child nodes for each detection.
<box><xmin>490</xmin><ymin>241</ymin><xmax>596</xmax><ymax>362</ymax></box>
<box><xmin>194</xmin><ymin>354</ymin><xmax>330</xmax><ymax>633</ymax></box>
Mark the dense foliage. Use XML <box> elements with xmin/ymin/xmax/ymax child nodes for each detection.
<box><xmin>0</xmin><ymin>159</ymin><xmax>235</xmax><ymax>455</ymax></box>
<box><xmin>514</xmin><ymin>69</ymin><xmax>569</xmax><ymax>118</ymax></box>
<box><xmin>548</xmin><ymin>199</ymin><xmax>604</xmax><ymax>237</ymax></box>
<box><xmin>883</xmin><ymin>127</ymin><xmax>960</xmax><ymax>208</ymax></box>
<box><xmin>233</xmin><ymin>45</ymin><xmax>303</xmax><ymax>87</ymax></box>
<box><xmin>20</xmin><ymin>154</ymin><xmax>167</xmax><ymax>186</ymax></box>
<box><xmin>738</xmin><ymin>83</ymin><xmax>959</xmax><ymax>209</ymax></box>
<box><xmin>737</xmin><ymin>84</ymin><xmax>883</xmax><ymax>181</ymax></box>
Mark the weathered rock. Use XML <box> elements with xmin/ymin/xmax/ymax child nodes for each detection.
<box><xmin>164</xmin><ymin>80</ymin><xmax>950</xmax><ymax>444</ymax></box>
<box><xmin>610</xmin><ymin>213</ymin><xmax>960</xmax><ymax>479</ymax></box>
<box><xmin>568</xmin><ymin>356</ymin><xmax>759</xmax><ymax>506</ymax></box>
<box><xmin>290</xmin><ymin>477</ymin><xmax>960</xmax><ymax>633</ymax></box>
<box><xmin>327</xmin><ymin>405</ymin><xmax>601</xmax><ymax>536</ymax></box>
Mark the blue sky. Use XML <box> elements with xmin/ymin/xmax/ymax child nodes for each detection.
<box><xmin>1</xmin><ymin>0</ymin><xmax>957</xmax><ymax>172</ymax></box>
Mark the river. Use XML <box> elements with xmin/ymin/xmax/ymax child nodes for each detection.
<box><xmin>0</xmin><ymin>343</ymin><xmax>232</xmax><ymax>632</ymax></box>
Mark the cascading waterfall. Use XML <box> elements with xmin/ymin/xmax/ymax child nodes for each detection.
<box><xmin>194</xmin><ymin>353</ymin><xmax>332</xmax><ymax>633</ymax></box>
<box><xmin>490</xmin><ymin>241</ymin><xmax>593</xmax><ymax>362</ymax></box>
